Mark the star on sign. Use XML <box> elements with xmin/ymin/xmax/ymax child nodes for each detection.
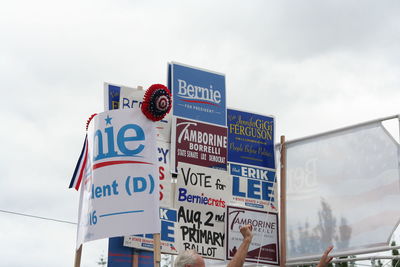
<box><xmin>105</xmin><ymin>115</ymin><xmax>112</xmax><ymax>125</ymax></box>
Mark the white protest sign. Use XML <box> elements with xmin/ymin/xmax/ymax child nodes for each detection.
<box><xmin>175</xmin><ymin>163</ymin><xmax>230</xmax><ymax>260</ymax></box>
<box><xmin>76</xmin><ymin>109</ymin><xmax>160</xmax><ymax>247</ymax></box>
<box><xmin>103</xmin><ymin>82</ymin><xmax>172</xmax><ymax>142</ymax></box>
<box><xmin>226</xmin><ymin>206</ymin><xmax>279</xmax><ymax>265</ymax></box>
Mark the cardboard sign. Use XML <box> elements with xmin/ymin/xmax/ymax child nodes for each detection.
<box><xmin>230</xmin><ymin>163</ymin><xmax>277</xmax><ymax>211</ymax></box>
<box><xmin>169</xmin><ymin>62</ymin><xmax>226</xmax><ymax>126</ymax></box>
<box><xmin>175</xmin><ymin>163</ymin><xmax>230</xmax><ymax>260</ymax></box>
<box><xmin>124</xmin><ymin>207</ymin><xmax>178</xmax><ymax>255</ymax></box>
<box><xmin>227</xmin><ymin>109</ymin><xmax>275</xmax><ymax>168</ymax></box>
<box><xmin>104</xmin><ymin>82</ymin><xmax>172</xmax><ymax>142</ymax></box>
<box><xmin>226</xmin><ymin>206</ymin><xmax>279</xmax><ymax>265</ymax></box>
<box><xmin>76</xmin><ymin>109</ymin><xmax>160</xmax><ymax>247</ymax></box>
<box><xmin>171</xmin><ymin>117</ymin><xmax>227</xmax><ymax>171</ymax></box>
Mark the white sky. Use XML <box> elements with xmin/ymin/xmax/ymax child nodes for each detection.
<box><xmin>1</xmin><ymin>0</ymin><xmax>399</xmax><ymax>266</ymax></box>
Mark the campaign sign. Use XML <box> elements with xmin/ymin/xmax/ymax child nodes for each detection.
<box><xmin>104</xmin><ymin>82</ymin><xmax>172</xmax><ymax>142</ymax></box>
<box><xmin>230</xmin><ymin>163</ymin><xmax>277</xmax><ymax>212</ymax></box>
<box><xmin>169</xmin><ymin>62</ymin><xmax>226</xmax><ymax>126</ymax></box>
<box><xmin>226</xmin><ymin>206</ymin><xmax>279</xmax><ymax>265</ymax></box>
<box><xmin>157</xmin><ymin>141</ymin><xmax>173</xmax><ymax>207</ymax></box>
<box><xmin>227</xmin><ymin>109</ymin><xmax>275</xmax><ymax>168</ymax></box>
<box><xmin>76</xmin><ymin>109</ymin><xmax>160</xmax><ymax>247</ymax></box>
<box><xmin>124</xmin><ymin>207</ymin><xmax>178</xmax><ymax>255</ymax></box>
<box><xmin>175</xmin><ymin>163</ymin><xmax>230</xmax><ymax>260</ymax></box>
<box><xmin>172</xmin><ymin>117</ymin><xmax>227</xmax><ymax>170</ymax></box>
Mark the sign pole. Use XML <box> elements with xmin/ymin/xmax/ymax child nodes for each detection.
<box><xmin>279</xmin><ymin>135</ymin><xmax>287</xmax><ymax>267</ymax></box>
<box><xmin>153</xmin><ymin>233</ymin><xmax>161</xmax><ymax>267</ymax></box>
<box><xmin>132</xmin><ymin>249</ymin><xmax>138</xmax><ymax>267</ymax></box>
<box><xmin>74</xmin><ymin>244</ymin><xmax>82</xmax><ymax>267</ymax></box>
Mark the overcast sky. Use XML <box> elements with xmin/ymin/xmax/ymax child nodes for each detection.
<box><xmin>1</xmin><ymin>0</ymin><xmax>400</xmax><ymax>266</ymax></box>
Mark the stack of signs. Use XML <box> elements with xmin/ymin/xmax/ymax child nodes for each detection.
<box><xmin>226</xmin><ymin>108</ymin><xmax>279</xmax><ymax>265</ymax></box>
<box><xmin>169</xmin><ymin>62</ymin><xmax>229</xmax><ymax>260</ymax></box>
<box><xmin>104</xmin><ymin>83</ymin><xmax>177</xmax><ymax>254</ymax></box>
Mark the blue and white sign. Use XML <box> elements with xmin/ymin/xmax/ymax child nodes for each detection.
<box><xmin>230</xmin><ymin>163</ymin><xmax>277</xmax><ymax>211</ymax></box>
<box><xmin>169</xmin><ymin>62</ymin><xmax>226</xmax><ymax>126</ymax></box>
<box><xmin>227</xmin><ymin>109</ymin><xmax>275</xmax><ymax>168</ymax></box>
<box><xmin>76</xmin><ymin>109</ymin><xmax>160</xmax><ymax>247</ymax></box>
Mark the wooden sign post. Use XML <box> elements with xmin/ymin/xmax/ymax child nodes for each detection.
<box><xmin>74</xmin><ymin>245</ymin><xmax>82</xmax><ymax>267</ymax></box>
<box><xmin>153</xmin><ymin>233</ymin><xmax>161</xmax><ymax>267</ymax></box>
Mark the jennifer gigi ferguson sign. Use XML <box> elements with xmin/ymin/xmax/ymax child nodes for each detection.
<box><xmin>227</xmin><ymin>109</ymin><xmax>275</xmax><ymax>168</ymax></box>
<box><xmin>226</xmin><ymin>206</ymin><xmax>279</xmax><ymax>265</ymax></box>
<box><xmin>175</xmin><ymin>163</ymin><xmax>230</xmax><ymax>260</ymax></box>
<box><xmin>76</xmin><ymin>109</ymin><xmax>159</xmax><ymax>247</ymax></box>
<box><xmin>172</xmin><ymin>117</ymin><xmax>227</xmax><ymax>170</ymax></box>
<box><xmin>169</xmin><ymin>62</ymin><xmax>226</xmax><ymax>126</ymax></box>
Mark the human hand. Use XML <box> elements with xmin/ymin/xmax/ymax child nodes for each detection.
<box><xmin>317</xmin><ymin>246</ymin><xmax>334</xmax><ymax>267</ymax></box>
<box><xmin>240</xmin><ymin>224</ymin><xmax>253</xmax><ymax>241</ymax></box>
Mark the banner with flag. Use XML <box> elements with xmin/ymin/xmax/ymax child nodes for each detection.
<box><xmin>75</xmin><ymin>108</ymin><xmax>160</xmax><ymax>247</ymax></box>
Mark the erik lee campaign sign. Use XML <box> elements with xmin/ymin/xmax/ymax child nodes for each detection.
<box><xmin>169</xmin><ymin>62</ymin><xmax>226</xmax><ymax>126</ymax></box>
<box><xmin>76</xmin><ymin>109</ymin><xmax>160</xmax><ymax>247</ymax></box>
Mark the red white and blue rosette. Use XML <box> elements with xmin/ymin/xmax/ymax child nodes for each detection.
<box><xmin>141</xmin><ymin>84</ymin><xmax>172</xmax><ymax>121</ymax></box>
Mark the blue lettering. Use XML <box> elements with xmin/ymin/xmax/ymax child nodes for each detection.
<box><xmin>233</xmin><ymin>177</ymin><xmax>274</xmax><ymax>201</ymax></box>
<box><xmin>133</xmin><ymin>177</ymin><xmax>147</xmax><ymax>192</ymax></box>
<box><xmin>91</xmin><ymin>180</ymin><xmax>119</xmax><ymax>199</ymax></box>
<box><xmin>178</xmin><ymin>188</ymin><xmax>187</xmax><ymax>201</ymax></box>
<box><xmin>161</xmin><ymin>221</ymin><xmax>174</xmax><ymax>242</ymax></box>
<box><xmin>248</xmin><ymin>179</ymin><xmax>261</xmax><ymax>199</ymax></box>
<box><xmin>158</xmin><ymin>147</ymin><xmax>169</xmax><ymax>164</ymax></box>
<box><xmin>232</xmin><ymin>176</ymin><xmax>246</xmax><ymax>197</ymax></box>
<box><xmin>105</xmin><ymin>126</ymin><xmax>118</xmax><ymax>157</ymax></box>
<box><xmin>262</xmin><ymin>181</ymin><xmax>274</xmax><ymax>201</ymax></box>
<box><xmin>122</xmin><ymin>98</ymin><xmax>130</xmax><ymax>108</ymax></box>
<box><xmin>94</xmin><ymin>129</ymin><xmax>105</xmax><ymax>160</ymax></box>
<box><xmin>117</xmin><ymin>124</ymin><xmax>145</xmax><ymax>156</ymax></box>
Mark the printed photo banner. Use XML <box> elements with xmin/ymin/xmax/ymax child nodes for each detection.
<box><xmin>175</xmin><ymin>163</ymin><xmax>230</xmax><ymax>260</ymax></box>
<box><xmin>124</xmin><ymin>207</ymin><xmax>178</xmax><ymax>255</ymax></box>
<box><xmin>171</xmin><ymin>117</ymin><xmax>227</xmax><ymax>171</ymax></box>
<box><xmin>169</xmin><ymin>62</ymin><xmax>226</xmax><ymax>126</ymax></box>
<box><xmin>227</xmin><ymin>109</ymin><xmax>275</xmax><ymax>169</ymax></box>
<box><xmin>104</xmin><ymin>82</ymin><xmax>172</xmax><ymax>142</ymax></box>
<box><xmin>76</xmin><ymin>109</ymin><xmax>160</xmax><ymax>247</ymax></box>
<box><xmin>230</xmin><ymin>163</ymin><xmax>278</xmax><ymax>212</ymax></box>
<box><xmin>226</xmin><ymin>206</ymin><xmax>279</xmax><ymax>265</ymax></box>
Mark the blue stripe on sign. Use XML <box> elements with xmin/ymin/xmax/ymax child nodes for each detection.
<box><xmin>99</xmin><ymin>210</ymin><xmax>144</xmax><ymax>218</ymax></box>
